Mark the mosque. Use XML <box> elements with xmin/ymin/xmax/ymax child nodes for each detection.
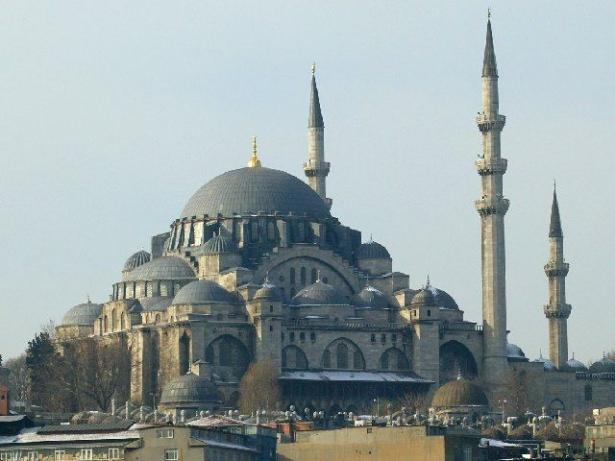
<box><xmin>56</xmin><ymin>18</ymin><xmax>615</xmax><ymax>417</ymax></box>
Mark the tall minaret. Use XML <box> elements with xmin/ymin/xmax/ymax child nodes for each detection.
<box><xmin>475</xmin><ymin>14</ymin><xmax>510</xmax><ymax>386</ymax></box>
<box><xmin>304</xmin><ymin>64</ymin><xmax>332</xmax><ymax>208</ymax></box>
<box><xmin>543</xmin><ymin>185</ymin><xmax>571</xmax><ymax>369</ymax></box>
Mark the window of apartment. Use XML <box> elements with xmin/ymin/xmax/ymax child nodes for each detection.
<box><xmin>80</xmin><ymin>449</ymin><xmax>93</xmax><ymax>460</ymax></box>
<box><xmin>164</xmin><ymin>449</ymin><xmax>179</xmax><ymax>461</ymax></box>
<box><xmin>108</xmin><ymin>448</ymin><xmax>121</xmax><ymax>460</ymax></box>
<box><xmin>54</xmin><ymin>450</ymin><xmax>66</xmax><ymax>461</ymax></box>
<box><xmin>157</xmin><ymin>428</ymin><xmax>174</xmax><ymax>438</ymax></box>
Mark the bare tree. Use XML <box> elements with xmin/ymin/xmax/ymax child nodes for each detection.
<box><xmin>504</xmin><ymin>368</ymin><xmax>528</xmax><ymax>417</ymax></box>
<box><xmin>5</xmin><ymin>355</ymin><xmax>30</xmax><ymax>406</ymax></box>
<box><xmin>397</xmin><ymin>391</ymin><xmax>426</xmax><ymax>413</ymax></box>
<box><xmin>238</xmin><ymin>360</ymin><xmax>281</xmax><ymax>414</ymax></box>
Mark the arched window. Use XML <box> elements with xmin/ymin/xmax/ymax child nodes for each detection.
<box><xmin>267</xmin><ymin>222</ymin><xmax>276</xmax><ymax>240</ymax></box>
<box><xmin>180</xmin><ymin>333</ymin><xmax>191</xmax><ymax>374</ymax></box>
<box><xmin>353</xmin><ymin>351</ymin><xmax>365</xmax><ymax>370</ymax></box>
<box><xmin>120</xmin><ymin>313</ymin><xmax>125</xmax><ymax>330</ymax></box>
<box><xmin>155</xmin><ymin>314</ymin><xmax>161</xmax><ymax>324</ymax></box>
<box><xmin>205</xmin><ymin>335</ymin><xmax>250</xmax><ymax>375</ymax></box>
<box><xmin>585</xmin><ymin>384</ymin><xmax>593</xmax><ymax>401</ymax></box>
<box><xmin>336</xmin><ymin>343</ymin><xmax>348</xmax><ymax>369</ymax></box>
<box><xmin>282</xmin><ymin>346</ymin><xmax>308</xmax><ymax>370</ymax></box>
<box><xmin>311</xmin><ymin>268</ymin><xmax>318</xmax><ymax>284</ymax></box>
<box><xmin>322</xmin><ymin>350</ymin><xmax>332</xmax><ymax>368</ymax></box>
<box><xmin>103</xmin><ymin>315</ymin><xmax>108</xmax><ymax>333</ymax></box>
<box><xmin>300</xmin><ymin>267</ymin><xmax>306</xmax><ymax>286</ymax></box>
<box><xmin>379</xmin><ymin>348</ymin><xmax>410</xmax><ymax>371</ymax></box>
<box><xmin>290</xmin><ymin>268</ymin><xmax>296</xmax><ymax>285</ymax></box>
<box><xmin>110</xmin><ymin>309</ymin><xmax>116</xmax><ymax>331</ymax></box>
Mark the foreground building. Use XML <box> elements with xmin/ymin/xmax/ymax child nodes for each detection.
<box><xmin>54</xmin><ymin>17</ymin><xmax>615</xmax><ymax>417</ymax></box>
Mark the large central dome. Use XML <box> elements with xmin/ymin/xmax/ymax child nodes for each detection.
<box><xmin>180</xmin><ymin>167</ymin><xmax>331</xmax><ymax>219</ymax></box>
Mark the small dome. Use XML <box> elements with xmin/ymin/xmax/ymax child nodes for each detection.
<box><xmin>357</xmin><ymin>240</ymin><xmax>391</xmax><ymax>259</ymax></box>
<box><xmin>425</xmin><ymin>285</ymin><xmax>459</xmax><ymax>310</ymax></box>
<box><xmin>411</xmin><ymin>288</ymin><xmax>436</xmax><ymax>307</ymax></box>
<box><xmin>352</xmin><ymin>285</ymin><xmax>389</xmax><ymax>309</ymax></box>
<box><xmin>61</xmin><ymin>301</ymin><xmax>103</xmax><ymax>326</ymax></box>
<box><xmin>291</xmin><ymin>280</ymin><xmax>348</xmax><ymax>306</ymax></box>
<box><xmin>172</xmin><ymin>280</ymin><xmax>235</xmax><ymax>305</ymax></box>
<box><xmin>566</xmin><ymin>358</ymin><xmax>588</xmax><ymax>371</ymax></box>
<box><xmin>160</xmin><ymin>372</ymin><xmax>220</xmax><ymax>408</ymax></box>
<box><xmin>125</xmin><ymin>256</ymin><xmax>196</xmax><ymax>282</ymax></box>
<box><xmin>543</xmin><ymin>359</ymin><xmax>557</xmax><ymax>371</ymax></box>
<box><xmin>123</xmin><ymin>250</ymin><xmax>151</xmax><ymax>272</ymax></box>
<box><xmin>506</xmin><ymin>343</ymin><xmax>529</xmax><ymax>362</ymax></box>
<box><xmin>589</xmin><ymin>357</ymin><xmax>615</xmax><ymax>374</ymax></box>
<box><xmin>254</xmin><ymin>282</ymin><xmax>283</xmax><ymax>302</ymax></box>
<box><xmin>203</xmin><ymin>234</ymin><xmax>236</xmax><ymax>254</ymax></box>
<box><xmin>431</xmin><ymin>378</ymin><xmax>489</xmax><ymax>408</ymax></box>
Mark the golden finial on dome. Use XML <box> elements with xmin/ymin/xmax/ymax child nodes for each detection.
<box><xmin>248</xmin><ymin>136</ymin><xmax>261</xmax><ymax>168</ymax></box>
<box><xmin>311</xmin><ymin>62</ymin><xmax>316</xmax><ymax>76</ymax></box>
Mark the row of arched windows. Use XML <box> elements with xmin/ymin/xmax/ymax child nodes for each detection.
<box><xmin>114</xmin><ymin>281</ymin><xmax>183</xmax><ymax>301</ymax></box>
<box><xmin>281</xmin><ymin>340</ymin><xmax>410</xmax><ymax>372</ymax></box>
<box><xmin>101</xmin><ymin>310</ymin><xmax>126</xmax><ymax>333</ymax></box>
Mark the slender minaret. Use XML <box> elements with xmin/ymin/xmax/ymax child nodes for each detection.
<box><xmin>304</xmin><ymin>64</ymin><xmax>332</xmax><ymax>208</ymax></box>
<box><xmin>543</xmin><ymin>185</ymin><xmax>571</xmax><ymax>369</ymax></box>
<box><xmin>475</xmin><ymin>14</ymin><xmax>510</xmax><ymax>386</ymax></box>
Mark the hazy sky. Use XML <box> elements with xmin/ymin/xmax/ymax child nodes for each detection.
<box><xmin>1</xmin><ymin>1</ymin><xmax>614</xmax><ymax>363</ymax></box>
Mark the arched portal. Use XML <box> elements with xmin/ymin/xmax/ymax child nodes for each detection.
<box><xmin>439</xmin><ymin>340</ymin><xmax>478</xmax><ymax>383</ymax></box>
<box><xmin>321</xmin><ymin>338</ymin><xmax>365</xmax><ymax>370</ymax></box>
<box><xmin>282</xmin><ymin>345</ymin><xmax>308</xmax><ymax>370</ymax></box>
<box><xmin>205</xmin><ymin>335</ymin><xmax>250</xmax><ymax>382</ymax></box>
<box><xmin>379</xmin><ymin>348</ymin><xmax>410</xmax><ymax>371</ymax></box>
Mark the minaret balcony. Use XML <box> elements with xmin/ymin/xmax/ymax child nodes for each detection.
<box><xmin>475</xmin><ymin>196</ymin><xmax>509</xmax><ymax>217</ymax></box>
<box><xmin>475</xmin><ymin>158</ymin><xmax>507</xmax><ymax>175</ymax></box>
<box><xmin>544</xmin><ymin>261</ymin><xmax>569</xmax><ymax>277</ymax></box>
<box><xmin>303</xmin><ymin>160</ymin><xmax>330</xmax><ymax>177</ymax></box>
<box><xmin>544</xmin><ymin>303</ymin><xmax>571</xmax><ymax>319</ymax></box>
<box><xmin>476</xmin><ymin>114</ymin><xmax>506</xmax><ymax>132</ymax></box>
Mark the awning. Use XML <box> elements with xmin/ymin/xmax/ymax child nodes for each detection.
<box><xmin>278</xmin><ymin>370</ymin><xmax>433</xmax><ymax>384</ymax></box>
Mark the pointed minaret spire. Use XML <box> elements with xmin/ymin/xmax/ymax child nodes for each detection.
<box><xmin>549</xmin><ymin>184</ymin><xmax>563</xmax><ymax>238</ymax></box>
<box><xmin>482</xmin><ymin>12</ymin><xmax>498</xmax><ymax>78</ymax></box>
<box><xmin>304</xmin><ymin>64</ymin><xmax>331</xmax><ymax>208</ymax></box>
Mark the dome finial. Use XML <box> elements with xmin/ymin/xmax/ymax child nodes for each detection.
<box><xmin>311</xmin><ymin>62</ymin><xmax>316</xmax><ymax>76</ymax></box>
<box><xmin>425</xmin><ymin>274</ymin><xmax>431</xmax><ymax>288</ymax></box>
<box><xmin>248</xmin><ymin>136</ymin><xmax>262</xmax><ymax>168</ymax></box>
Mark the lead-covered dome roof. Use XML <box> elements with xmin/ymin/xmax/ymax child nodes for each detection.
<box><xmin>254</xmin><ymin>282</ymin><xmax>283</xmax><ymax>302</ymax></box>
<box><xmin>172</xmin><ymin>279</ymin><xmax>235</xmax><ymax>305</ymax></box>
<box><xmin>431</xmin><ymin>378</ymin><xmax>489</xmax><ymax>408</ymax></box>
<box><xmin>180</xmin><ymin>167</ymin><xmax>331</xmax><ymax>220</ymax></box>
<box><xmin>357</xmin><ymin>240</ymin><xmax>390</xmax><ymax>259</ymax></box>
<box><xmin>291</xmin><ymin>280</ymin><xmax>348</xmax><ymax>306</ymax></box>
<box><xmin>203</xmin><ymin>234</ymin><xmax>236</xmax><ymax>254</ymax></box>
<box><xmin>160</xmin><ymin>372</ymin><xmax>220</xmax><ymax>408</ymax></box>
<box><xmin>506</xmin><ymin>343</ymin><xmax>528</xmax><ymax>362</ymax></box>
<box><xmin>123</xmin><ymin>250</ymin><xmax>151</xmax><ymax>272</ymax></box>
<box><xmin>125</xmin><ymin>256</ymin><xmax>196</xmax><ymax>282</ymax></box>
<box><xmin>352</xmin><ymin>285</ymin><xmax>389</xmax><ymax>309</ymax></box>
<box><xmin>61</xmin><ymin>301</ymin><xmax>103</xmax><ymax>326</ymax></box>
<box><xmin>566</xmin><ymin>357</ymin><xmax>588</xmax><ymax>371</ymax></box>
<box><xmin>589</xmin><ymin>357</ymin><xmax>615</xmax><ymax>374</ymax></box>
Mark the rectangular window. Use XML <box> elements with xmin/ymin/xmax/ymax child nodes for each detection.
<box><xmin>164</xmin><ymin>449</ymin><xmax>179</xmax><ymax>461</ymax></box>
<box><xmin>54</xmin><ymin>450</ymin><xmax>66</xmax><ymax>461</ymax></box>
<box><xmin>157</xmin><ymin>428</ymin><xmax>174</xmax><ymax>439</ymax></box>
<box><xmin>108</xmin><ymin>448</ymin><xmax>120</xmax><ymax>460</ymax></box>
<box><xmin>80</xmin><ymin>449</ymin><xmax>93</xmax><ymax>460</ymax></box>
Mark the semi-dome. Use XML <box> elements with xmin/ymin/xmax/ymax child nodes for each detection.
<box><xmin>203</xmin><ymin>234</ymin><xmax>236</xmax><ymax>254</ymax></box>
<box><xmin>357</xmin><ymin>240</ymin><xmax>390</xmax><ymax>259</ymax></box>
<box><xmin>431</xmin><ymin>378</ymin><xmax>489</xmax><ymax>408</ymax></box>
<box><xmin>180</xmin><ymin>167</ymin><xmax>331</xmax><ymax>220</ymax></box>
<box><xmin>172</xmin><ymin>279</ymin><xmax>235</xmax><ymax>305</ymax></box>
<box><xmin>123</xmin><ymin>250</ymin><xmax>151</xmax><ymax>272</ymax></box>
<box><xmin>352</xmin><ymin>285</ymin><xmax>389</xmax><ymax>309</ymax></box>
<box><xmin>589</xmin><ymin>357</ymin><xmax>615</xmax><ymax>374</ymax></box>
<box><xmin>506</xmin><ymin>343</ymin><xmax>529</xmax><ymax>362</ymax></box>
<box><xmin>254</xmin><ymin>282</ymin><xmax>283</xmax><ymax>302</ymax></box>
<box><xmin>61</xmin><ymin>301</ymin><xmax>103</xmax><ymax>326</ymax></box>
<box><xmin>125</xmin><ymin>256</ymin><xmax>196</xmax><ymax>282</ymax></box>
<box><xmin>160</xmin><ymin>372</ymin><xmax>220</xmax><ymax>408</ymax></box>
<box><xmin>566</xmin><ymin>357</ymin><xmax>588</xmax><ymax>371</ymax></box>
<box><xmin>291</xmin><ymin>280</ymin><xmax>348</xmax><ymax>306</ymax></box>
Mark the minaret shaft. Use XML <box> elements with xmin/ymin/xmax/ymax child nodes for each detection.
<box><xmin>475</xmin><ymin>19</ymin><xmax>509</xmax><ymax>385</ymax></box>
<box><xmin>544</xmin><ymin>190</ymin><xmax>571</xmax><ymax>369</ymax></box>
